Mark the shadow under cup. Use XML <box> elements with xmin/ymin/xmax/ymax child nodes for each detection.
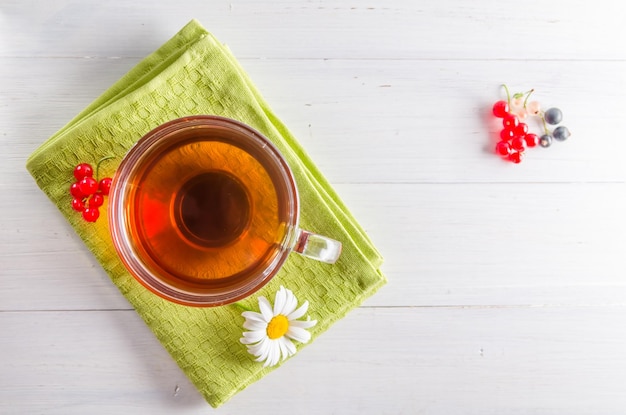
<box><xmin>108</xmin><ymin>116</ymin><xmax>303</xmax><ymax>307</ymax></box>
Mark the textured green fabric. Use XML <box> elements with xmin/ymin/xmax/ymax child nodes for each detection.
<box><xmin>26</xmin><ymin>19</ymin><xmax>386</xmax><ymax>408</ymax></box>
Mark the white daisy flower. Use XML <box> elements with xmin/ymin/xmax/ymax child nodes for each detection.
<box><xmin>240</xmin><ymin>286</ymin><xmax>317</xmax><ymax>367</ymax></box>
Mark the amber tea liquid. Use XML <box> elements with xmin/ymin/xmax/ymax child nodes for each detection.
<box><xmin>124</xmin><ymin>127</ymin><xmax>292</xmax><ymax>292</ymax></box>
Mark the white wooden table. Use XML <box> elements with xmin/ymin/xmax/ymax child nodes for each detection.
<box><xmin>2</xmin><ymin>1</ymin><xmax>625</xmax><ymax>414</ymax></box>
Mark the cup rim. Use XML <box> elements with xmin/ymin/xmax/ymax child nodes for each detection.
<box><xmin>108</xmin><ymin>115</ymin><xmax>300</xmax><ymax>306</ymax></box>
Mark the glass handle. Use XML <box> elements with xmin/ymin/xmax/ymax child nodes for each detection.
<box><xmin>293</xmin><ymin>229</ymin><xmax>342</xmax><ymax>264</ymax></box>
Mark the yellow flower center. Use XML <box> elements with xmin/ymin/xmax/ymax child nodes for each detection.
<box><xmin>266</xmin><ymin>314</ymin><xmax>289</xmax><ymax>339</ymax></box>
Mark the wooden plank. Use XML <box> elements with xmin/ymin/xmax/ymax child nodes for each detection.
<box><xmin>1</xmin><ymin>307</ymin><xmax>626</xmax><ymax>414</ymax></box>
<box><xmin>2</xmin><ymin>182</ymin><xmax>624</xmax><ymax>310</ymax></box>
<box><xmin>339</xmin><ymin>182</ymin><xmax>626</xmax><ymax>307</ymax></box>
<box><xmin>1</xmin><ymin>0</ymin><xmax>624</xmax><ymax>60</ymax></box>
<box><xmin>2</xmin><ymin>57</ymin><xmax>625</xmax><ymax>185</ymax></box>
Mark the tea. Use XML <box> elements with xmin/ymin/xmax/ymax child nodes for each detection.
<box><xmin>109</xmin><ymin>116</ymin><xmax>342</xmax><ymax>306</ymax></box>
<box><xmin>124</xmin><ymin>127</ymin><xmax>292</xmax><ymax>292</ymax></box>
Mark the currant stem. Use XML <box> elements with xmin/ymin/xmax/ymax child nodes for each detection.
<box><xmin>95</xmin><ymin>155</ymin><xmax>115</xmax><ymax>180</ymax></box>
<box><xmin>502</xmin><ymin>84</ymin><xmax>511</xmax><ymax>106</ymax></box>
<box><xmin>522</xmin><ymin>89</ymin><xmax>535</xmax><ymax>108</ymax></box>
<box><xmin>539</xmin><ymin>112</ymin><xmax>551</xmax><ymax>135</ymax></box>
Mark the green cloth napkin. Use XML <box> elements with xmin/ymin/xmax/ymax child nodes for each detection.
<box><xmin>26</xmin><ymin>19</ymin><xmax>386</xmax><ymax>408</ymax></box>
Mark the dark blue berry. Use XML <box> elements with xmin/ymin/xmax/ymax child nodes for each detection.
<box><xmin>544</xmin><ymin>108</ymin><xmax>563</xmax><ymax>125</ymax></box>
<box><xmin>553</xmin><ymin>126</ymin><xmax>571</xmax><ymax>141</ymax></box>
<box><xmin>539</xmin><ymin>134</ymin><xmax>553</xmax><ymax>148</ymax></box>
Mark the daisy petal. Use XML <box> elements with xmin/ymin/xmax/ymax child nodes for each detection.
<box><xmin>251</xmin><ymin>337</ymin><xmax>271</xmax><ymax>361</ymax></box>
<box><xmin>240</xmin><ymin>337</ymin><xmax>254</xmax><ymax>346</ymax></box>
<box><xmin>248</xmin><ymin>343</ymin><xmax>263</xmax><ymax>358</ymax></box>
<box><xmin>277</xmin><ymin>337</ymin><xmax>289</xmax><ymax>361</ymax></box>
<box><xmin>279</xmin><ymin>337</ymin><xmax>297</xmax><ymax>358</ymax></box>
<box><xmin>243</xmin><ymin>320</ymin><xmax>267</xmax><ymax>331</ymax></box>
<box><xmin>244</xmin><ymin>344</ymin><xmax>258</xmax><ymax>353</ymax></box>
<box><xmin>287</xmin><ymin>300</ymin><xmax>309</xmax><ymax>320</ymax></box>
<box><xmin>258</xmin><ymin>296</ymin><xmax>273</xmax><ymax>322</ymax></box>
<box><xmin>286</xmin><ymin>326</ymin><xmax>312</xmax><ymax>343</ymax></box>
<box><xmin>251</xmin><ymin>344</ymin><xmax>267</xmax><ymax>361</ymax></box>
<box><xmin>282</xmin><ymin>288</ymin><xmax>298</xmax><ymax>316</ymax></box>
<box><xmin>241</xmin><ymin>330</ymin><xmax>266</xmax><ymax>344</ymax></box>
<box><xmin>278</xmin><ymin>337</ymin><xmax>293</xmax><ymax>360</ymax></box>
<box><xmin>242</xmin><ymin>311</ymin><xmax>266</xmax><ymax>323</ymax></box>
<box><xmin>273</xmin><ymin>286</ymin><xmax>287</xmax><ymax>315</ymax></box>
<box><xmin>260</xmin><ymin>341</ymin><xmax>273</xmax><ymax>366</ymax></box>
<box><xmin>289</xmin><ymin>319</ymin><xmax>317</xmax><ymax>329</ymax></box>
<box><xmin>266</xmin><ymin>341</ymin><xmax>280</xmax><ymax>367</ymax></box>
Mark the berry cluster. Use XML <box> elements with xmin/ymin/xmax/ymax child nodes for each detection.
<box><xmin>69</xmin><ymin>159</ymin><xmax>113</xmax><ymax>222</ymax></box>
<box><xmin>492</xmin><ymin>85</ymin><xmax>571</xmax><ymax>163</ymax></box>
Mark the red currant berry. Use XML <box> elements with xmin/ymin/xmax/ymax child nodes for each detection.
<box><xmin>73</xmin><ymin>163</ymin><xmax>94</xmax><ymax>180</ymax></box>
<box><xmin>78</xmin><ymin>176</ymin><xmax>98</xmax><ymax>196</ymax></box>
<box><xmin>500</xmin><ymin>128</ymin><xmax>515</xmax><ymax>141</ymax></box>
<box><xmin>495</xmin><ymin>141</ymin><xmax>512</xmax><ymax>157</ymax></box>
<box><xmin>509</xmin><ymin>151</ymin><xmax>523</xmax><ymax>164</ymax></box>
<box><xmin>492</xmin><ymin>100</ymin><xmax>509</xmax><ymax>118</ymax></box>
<box><xmin>514</xmin><ymin>123</ymin><xmax>528</xmax><ymax>138</ymax></box>
<box><xmin>502</xmin><ymin>114</ymin><xmax>519</xmax><ymax>129</ymax></box>
<box><xmin>82</xmin><ymin>207</ymin><xmax>100</xmax><ymax>222</ymax></box>
<box><xmin>89</xmin><ymin>193</ymin><xmax>104</xmax><ymax>208</ymax></box>
<box><xmin>525</xmin><ymin>133</ymin><xmax>539</xmax><ymax>148</ymax></box>
<box><xmin>511</xmin><ymin>136</ymin><xmax>527</xmax><ymax>152</ymax></box>
<box><xmin>70</xmin><ymin>182</ymin><xmax>85</xmax><ymax>199</ymax></box>
<box><xmin>71</xmin><ymin>198</ymin><xmax>85</xmax><ymax>212</ymax></box>
<box><xmin>98</xmin><ymin>177</ymin><xmax>113</xmax><ymax>195</ymax></box>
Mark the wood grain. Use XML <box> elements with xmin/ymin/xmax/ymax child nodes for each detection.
<box><xmin>1</xmin><ymin>0</ymin><xmax>625</xmax><ymax>413</ymax></box>
<box><xmin>2</xmin><ymin>307</ymin><xmax>626</xmax><ymax>414</ymax></box>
